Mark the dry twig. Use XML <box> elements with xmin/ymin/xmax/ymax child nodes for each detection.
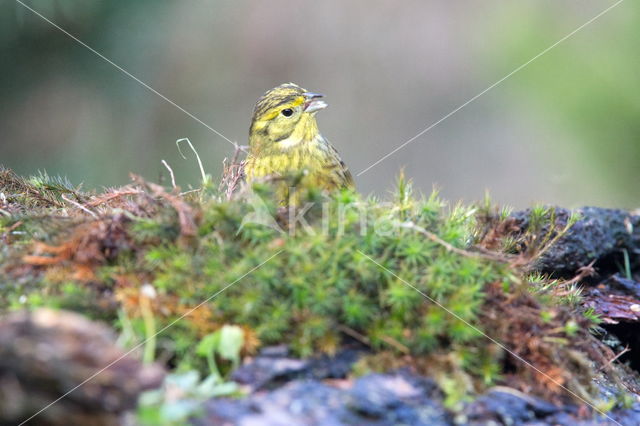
<box><xmin>61</xmin><ymin>194</ymin><xmax>98</xmax><ymax>218</ymax></box>
<box><xmin>146</xmin><ymin>181</ymin><xmax>197</xmax><ymax>240</ymax></box>
<box><xmin>87</xmin><ymin>188</ymin><xmax>143</xmax><ymax>208</ymax></box>
<box><xmin>219</xmin><ymin>143</ymin><xmax>247</xmax><ymax>200</ymax></box>
<box><xmin>401</xmin><ymin>221</ymin><xmax>509</xmax><ymax>262</ymax></box>
<box><xmin>161</xmin><ymin>160</ymin><xmax>177</xmax><ymax>189</ymax></box>
<box><xmin>599</xmin><ymin>346</ymin><xmax>630</xmax><ymax>371</ymax></box>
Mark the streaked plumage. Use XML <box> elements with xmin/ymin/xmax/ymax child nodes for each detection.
<box><xmin>244</xmin><ymin>83</ymin><xmax>353</xmax><ymax>204</ymax></box>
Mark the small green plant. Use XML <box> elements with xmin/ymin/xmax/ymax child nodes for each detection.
<box><xmin>196</xmin><ymin>325</ymin><xmax>244</xmax><ymax>377</ymax></box>
<box><xmin>137</xmin><ymin>370</ymin><xmax>240</xmax><ymax>425</ymax></box>
<box><xmin>137</xmin><ymin>325</ymin><xmax>245</xmax><ymax>425</ymax></box>
<box><xmin>616</xmin><ymin>248</ymin><xmax>633</xmax><ymax>280</ymax></box>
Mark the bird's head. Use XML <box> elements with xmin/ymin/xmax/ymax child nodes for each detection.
<box><xmin>249</xmin><ymin>83</ymin><xmax>327</xmax><ymax>153</ymax></box>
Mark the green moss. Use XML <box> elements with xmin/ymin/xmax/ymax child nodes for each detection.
<box><xmin>0</xmin><ymin>169</ymin><xmax>631</xmax><ymax>409</ymax></box>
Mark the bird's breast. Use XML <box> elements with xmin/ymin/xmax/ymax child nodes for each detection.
<box><xmin>245</xmin><ymin>134</ymin><xmax>343</xmax><ymax>186</ymax></box>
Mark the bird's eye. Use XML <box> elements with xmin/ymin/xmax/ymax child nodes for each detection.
<box><xmin>281</xmin><ymin>108</ymin><xmax>294</xmax><ymax>117</ymax></box>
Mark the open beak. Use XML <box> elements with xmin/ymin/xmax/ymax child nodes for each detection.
<box><xmin>303</xmin><ymin>92</ymin><xmax>327</xmax><ymax>113</ymax></box>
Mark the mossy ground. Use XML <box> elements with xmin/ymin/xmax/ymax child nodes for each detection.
<box><xmin>0</xmin><ymin>166</ymin><xmax>634</xmax><ymax>422</ymax></box>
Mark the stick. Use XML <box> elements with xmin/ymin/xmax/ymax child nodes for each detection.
<box><xmin>61</xmin><ymin>194</ymin><xmax>98</xmax><ymax>218</ymax></box>
<box><xmin>161</xmin><ymin>160</ymin><xmax>177</xmax><ymax>189</ymax></box>
<box><xmin>599</xmin><ymin>346</ymin><xmax>630</xmax><ymax>371</ymax></box>
<box><xmin>176</xmin><ymin>138</ymin><xmax>207</xmax><ymax>185</ymax></box>
<box><xmin>401</xmin><ymin>221</ymin><xmax>508</xmax><ymax>262</ymax></box>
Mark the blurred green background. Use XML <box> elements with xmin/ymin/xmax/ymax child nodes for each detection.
<box><xmin>0</xmin><ymin>0</ymin><xmax>637</xmax><ymax>208</ymax></box>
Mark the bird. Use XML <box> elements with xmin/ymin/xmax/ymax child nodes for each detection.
<box><xmin>244</xmin><ymin>83</ymin><xmax>354</xmax><ymax>204</ymax></box>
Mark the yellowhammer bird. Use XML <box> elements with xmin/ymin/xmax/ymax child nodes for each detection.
<box><xmin>244</xmin><ymin>83</ymin><xmax>354</xmax><ymax>204</ymax></box>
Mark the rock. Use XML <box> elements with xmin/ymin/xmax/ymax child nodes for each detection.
<box><xmin>305</xmin><ymin>348</ymin><xmax>362</xmax><ymax>381</ymax></box>
<box><xmin>200</xmin><ymin>371</ymin><xmax>450</xmax><ymax>426</ymax></box>
<box><xmin>607</xmin><ymin>402</ymin><xmax>640</xmax><ymax>426</ymax></box>
<box><xmin>460</xmin><ymin>388</ymin><xmax>560</xmax><ymax>425</ymax></box>
<box><xmin>231</xmin><ymin>356</ymin><xmax>308</xmax><ymax>390</ymax></box>
<box><xmin>604</xmin><ymin>274</ymin><xmax>640</xmax><ymax>300</ymax></box>
<box><xmin>460</xmin><ymin>387</ymin><xmax>640</xmax><ymax>425</ymax></box>
<box><xmin>512</xmin><ymin>207</ymin><xmax>638</xmax><ymax>276</ymax></box>
<box><xmin>202</xmin><ymin>369</ymin><xmax>640</xmax><ymax>426</ymax></box>
<box><xmin>201</xmin><ymin>380</ymin><xmax>347</xmax><ymax>426</ymax></box>
<box><xmin>0</xmin><ymin>309</ymin><xmax>164</xmax><ymax>426</ymax></box>
<box><xmin>258</xmin><ymin>345</ymin><xmax>290</xmax><ymax>358</ymax></box>
<box><xmin>232</xmin><ymin>348</ymin><xmax>362</xmax><ymax>390</ymax></box>
<box><xmin>346</xmin><ymin>371</ymin><xmax>449</xmax><ymax>425</ymax></box>
<box><xmin>541</xmin><ymin>403</ymin><xmax>640</xmax><ymax>426</ymax></box>
<box><xmin>208</xmin><ymin>341</ymin><xmax>640</xmax><ymax>426</ymax></box>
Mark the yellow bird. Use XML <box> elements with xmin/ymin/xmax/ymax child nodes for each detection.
<box><xmin>244</xmin><ymin>83</ymin><xmax>354</xmax><ymax>204</ymax></box>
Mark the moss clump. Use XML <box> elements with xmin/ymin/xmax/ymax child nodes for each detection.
<box><xmin>0</xmin><ymin>168</ymin><xmax>631</xmax><ymax>409</ymax></box>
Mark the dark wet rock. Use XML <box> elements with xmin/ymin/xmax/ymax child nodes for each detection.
<box><xmin>0</xmin><ymin>308</ymin><xmax>164</xmax><ymax>426</ymax></box>
<box><xmin>232</xmin><ymin>347</ymin><xmax>363</xmax><ymax>390</ymax></box>
<box><xmin>259</xmin><ymin>344</ymin><xmax>290</xmax><ymax>358</ymax></box>
<box><xmin>512</xmin><ymin>207</ymin><xmax>638</xmax><ymax>276</ymax></box>
<box><xmin>216</xmin><ymin>340</ymin><xmax>640</xmax><ymax>426</ymax></box>
<box><xmin>231</xmin><ymin>356</ymin><xmax>308</xmax><ymax>390</ymax></box>
<box><xmin>306</xmin><ymin>348</ymin><xmax>363</xmax><ymax>380</ymax></box>
<box><xmin>198</xmin><ymin>397</ymin><xmax>258</xmax><ymax>425</ymax></box>
<box><xmin>200</xmin><ymin>371</ymin><xmax>451</xmax><ymax>426</ymax></box>
<box><xmin>604</xmin><ymin>274</ymin><xmax>640</xmax><ymax>299</ymax></box>
<box><xmin>200</xmin><ymin>380</ymin><xmax>349</xmax><ymax>426</ymax></box>
<box><xmin>540</xmin><ymin>403</ymin><xmax>640</xmax><ymax>426</ymax></box>
<box><xmin>607</xmin><ymin>402</ymin><xmax>640</xmax><ymax>426</ymax></box>
<box><xmin>202</xmin><ymin>366</ymin><xmax>640</xmax><ymax>426</ymax></box>
<box><xmin>460</xmin><ymin>388</ymin><xmax>640</xmax><ymax>425</ymax></box>
<box><xmin>460</xmin><ymin>388</ymin><xmax>560</xmax><ymax>425</ymax></box>
<box><xmin>346</xmin><ymin>371</ymin><xmax>449</xmax><ymax>425</ymax></box>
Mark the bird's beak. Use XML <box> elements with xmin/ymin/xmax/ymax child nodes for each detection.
<box><xmin>303</xmin><ymin>92</ymin><xmax>327</xmax><ymax>113</ymax></box>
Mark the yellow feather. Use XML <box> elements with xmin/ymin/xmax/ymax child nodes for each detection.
<box><xmin>245</xmin><ymin>83</ymin><xmax>354</xmax><ymax>204</ymax></box>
